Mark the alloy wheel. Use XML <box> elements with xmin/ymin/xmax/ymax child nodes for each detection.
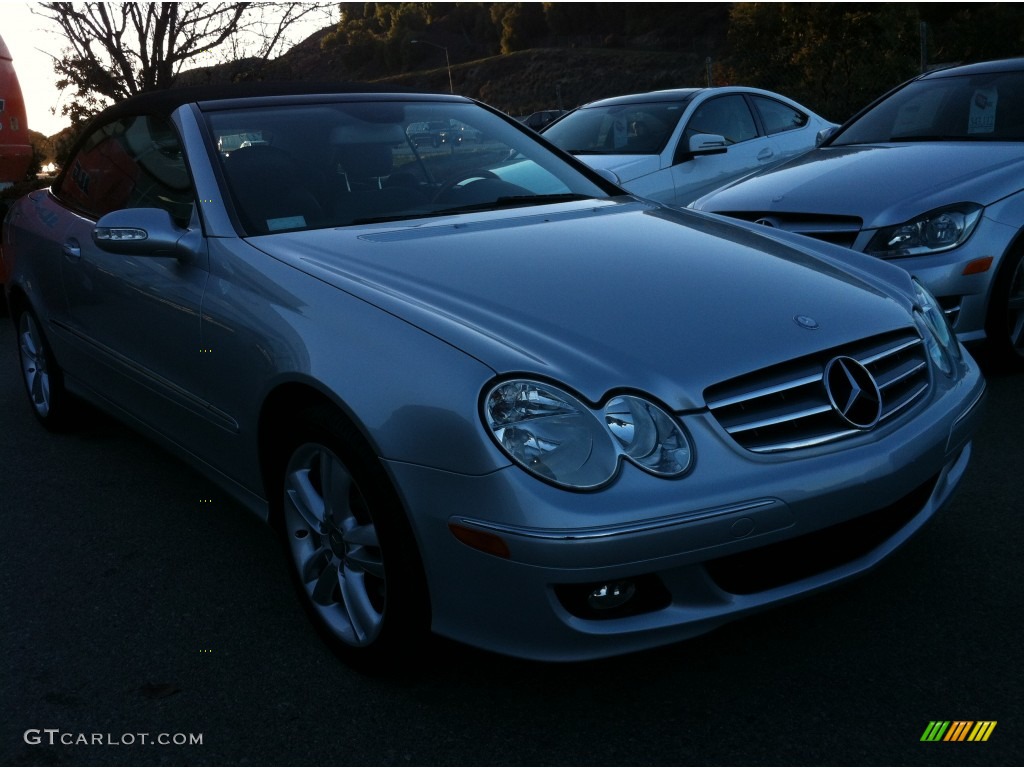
<box><xmin>1007</xmin><ymin>251</ymin><xmax>1024</xmax><ymax>356</ymax></box>
<box><xmin>283</xmin><ymin>442</ymin><xmax>386</xmax><ymax>647</ymax></box>
<box><xmin>18</xmin><ymin>312</ymin><xmax>52</xmax><ymax>419</ymax></box>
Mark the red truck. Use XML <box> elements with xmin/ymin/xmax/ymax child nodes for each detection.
<box><xmin>0</xmin><ymin>33</ymin><xmax>31</xmax><ymax>189</ymax></box>
<box><xmin>1</xmin><ymin>32</ymin><xmax>33</xmax><ymax>300</ymax></box>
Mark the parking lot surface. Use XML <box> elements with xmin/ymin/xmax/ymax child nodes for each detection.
<box><xmin>1</xmin><ymin>316</ymin><xmax>1021</xmax><ymax>766</ymax></box>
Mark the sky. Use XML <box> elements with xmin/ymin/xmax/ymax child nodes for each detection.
<box><xmin>2</xmin><ymin>2</ymin><xmax>69</xmax><ymax>136</ymax></box>
<box><xmin>1</xmin><ymin>1</ymin><xmax>337</xmax><ymax>137</ymax></box>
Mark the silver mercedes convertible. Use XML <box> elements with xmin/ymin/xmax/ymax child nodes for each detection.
<box><xmin>1</xmin><ymin>85</ymin><xmax>985</xmax><ymax>669</ymax></box>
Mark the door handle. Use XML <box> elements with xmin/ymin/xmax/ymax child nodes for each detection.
<box><xmin>757</xmin><ymin>147</ymin><xmax>774</xmax><ymax>161</ymax></box>
<box><xmin>62</xmin><ymin>239</ymin><xmax>81</xmax><ymax>260</ymax></box>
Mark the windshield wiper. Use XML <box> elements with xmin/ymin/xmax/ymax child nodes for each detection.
<box><xmin>432</xmin><ymin>193</ymin><xmax>597</xmax><ymax>215</ymax></box>
<box><xmin>349</xmin><ymin>211</ymin><xmax>436</xmax><ymax>225</ymax></box>
<box><xmin>348</xmin><ymin>194</ymin><xmax>597</xmax><ymax>226</ymax></box>
<box><xmin>887</xmin><ymin>135</ymin><xmax>994</xmax><ymax>142</ymax></box>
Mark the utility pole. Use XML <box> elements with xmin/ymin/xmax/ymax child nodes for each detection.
<box><xmin>411</xmin><ymin>39</ymin><xmax>453</xmax><ymax>94</ymax></box>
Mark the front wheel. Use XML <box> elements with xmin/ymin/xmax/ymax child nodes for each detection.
<box><xmin>16</xmin><ymin>309</ymin><xmax>75</xmax><ymax>429</ymax></box>
<box><xmin>986</xmin><ymin>247</ymin><xmax>1024</xmax><ymax>366</ymax></box>
<box><xmin>278</xmin><ymin>408</ymin><xmax>429</xmax><ymax>671</ymax></box>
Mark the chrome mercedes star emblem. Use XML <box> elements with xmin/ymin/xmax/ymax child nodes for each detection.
<box><xmin>794</xmin><ymin>315</ymin><xmax>819</xmax><ymax>330</ymax></box>
<box><xmin>823</xmin><ymin>356</ymin><xmax>882</xmax><ymax>429</ymax></box>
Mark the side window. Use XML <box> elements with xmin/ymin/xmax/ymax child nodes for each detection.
<box><xmin>684</xmin><ymin>95</ymin><xmax>758</xmax><ymax>146</ymax></box>
<box><xmin>751</xmin><ymin>96</ymin><xmax>809</xmax><ymax>135</ymax></box>
<box><xmin>56</xmin><ymin>113</ymin><xmax>194</xmax><ymax>225</ymax></box>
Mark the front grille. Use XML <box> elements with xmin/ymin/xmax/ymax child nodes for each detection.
<box><xmin>722</xmin><ymin>212</ymin><xmax>863</xmax><ymax>249</ymax></box>
<box><xmin>705</xmin><ymin>330</ymin><xmax>930</xmax><ymax>453</ymax></box>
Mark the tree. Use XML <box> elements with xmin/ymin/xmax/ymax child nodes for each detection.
<box><xmin>36</xmin><ymin>2</ymin><xmax>332</xmax><ymax>125</ymax></box>
<box><xmin>491</xmin><ymin>3</ymin><xmax>548</xmax><ymax>54</ymax></box>
<box><xmin>922</xmin><ymin>3</ymin><xmax>1024</xmax><ymax>66</ymax></box>
<box><xmin>725</xmin><ymin>3</ymin><xmax>920</xmax><ymax>122</ymax></box>
<box><xmin>26</xmin><ymin>130</ymin><xmax>54</xmax><ymax>179</ymax></box>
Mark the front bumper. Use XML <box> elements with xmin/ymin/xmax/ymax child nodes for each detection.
<box><xmin>387</xmin><ymin>361</ymin><xmax>985</xmax><ymax>662</ymax></box>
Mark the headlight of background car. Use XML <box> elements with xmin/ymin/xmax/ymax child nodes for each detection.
<box><xmin>483</xmin><ymin>380</ymin><xmax>693</xmax><ymax>490</ymax></box>
<box><xmin>912</xmin><ymin>278</ymin><xmax>961</xmax><ymax>376</ymax></box>
<box><xmin>866</xmin><ymin>204</ymin><xmax>982</xmax><ymax>258</ymax></box>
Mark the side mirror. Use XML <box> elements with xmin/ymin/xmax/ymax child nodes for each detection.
<box><xmin>676</xmin><ymin>133</ymin><xmax>728</xmax><ymax>164</ymax></box>
<box><xmin>92</xmin><ymin>208</ymin><xmax>196</xmax><ymax>258</ymax></box>
<box><xmin>593</xmin><ymin>167</ymin><xmax>621</xmax><ymax>186</ymax></box>
<box><xmin>688</xmin><ymin>133</ymin><xmax>728</xmax><ymax>156</ymax></box>
<box><xmin>816</xmin><ymin>126</ymin><xmax>838</xmax><ymax>146</ymax></box>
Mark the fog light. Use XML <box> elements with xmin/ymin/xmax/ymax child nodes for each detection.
<box><xmin>556</xmin><ymin>575</ymin><xmax>670</xmax><ymax>619</ymax></box>
<box><xmin>586</xmin><ymin>581</ymin><xmax>636</xmax><ymax>611</ymax></box>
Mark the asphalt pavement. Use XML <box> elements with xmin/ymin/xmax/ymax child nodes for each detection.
<box><xmin>1</xmin><ymin>315</ymin><xmax>1021</xmax><ymax>766</ymax></box>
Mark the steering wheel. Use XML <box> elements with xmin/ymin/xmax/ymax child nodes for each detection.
<box><xmin>432</xmin><ymin>169</ymin><xmax>500</xmax><ymax>202</ymax></box>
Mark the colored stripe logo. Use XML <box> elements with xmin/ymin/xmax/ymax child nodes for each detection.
<box><xmin>921</xmin><ymin>721</ymin><xmax>997</xmax><ymax>742</ymax></box>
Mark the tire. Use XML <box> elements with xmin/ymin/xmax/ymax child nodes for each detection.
<box><xmin>277</xmin><ymin>406</ymin><xmax>429</xmax><ymax>672</ymax></box>
<box><xmin>986</xmin><ymin>247</ymin><xmax>1024</xmax><ymax>367</ymax></box>
<box><xmin>16</xmin><ymin>309</ymin><xmax>74</xmax><ymax>430</ymax></box>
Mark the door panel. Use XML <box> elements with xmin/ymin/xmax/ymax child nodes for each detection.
<box><xmin>51</xmin><ymin>111</ymin><xmax>213</xmax><ymax>444</ymax></box>
<box><xmin>58</xmin><ymin>209</ymin><xmax>210</xmax><ymax>441</ymax></box>
<box><xmin>672</xmin><ymin>94</ymin><xmax>774</xmax><ymax>204</ymax></box>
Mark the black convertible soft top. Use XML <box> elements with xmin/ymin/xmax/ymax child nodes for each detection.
<box><xmin>91</xmin><ymin>80</ymin><xmax>457</xmax><ymax>122</ymax></box>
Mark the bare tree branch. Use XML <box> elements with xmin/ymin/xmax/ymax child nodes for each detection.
<box><xmin>34</xmin><ymin>2</ymin><xmax>333</xmax><ymax>125</ymax></box>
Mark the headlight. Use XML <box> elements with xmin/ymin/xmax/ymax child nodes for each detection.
<box><xmin>912</xmin><ymin>278</ymin><xmax>961</xmax><ymax>376</ymax></box>
<box><xmin>866</xmin><ymin>204</ymin><xmax>982</xmax><ymax>258</ymax></box>
<box><xmin>603</xmin><ymin>395</ymin><xmax>692</xmax><ymax>476</ymax></box>
<box><xmin>483</xmin><ymin>380</ymin><xmax>693</xmax><ymax>490</ymax></box>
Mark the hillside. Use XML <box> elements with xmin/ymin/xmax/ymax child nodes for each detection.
<box><xmin>305</xmin><ymin>46</ymin><xmax>710</xmax><ymax>114</ymax></box>
<box><xmin>177</xmin><ymin>21</ymin><xmax>724</xmax><ymax>117</ymax></box>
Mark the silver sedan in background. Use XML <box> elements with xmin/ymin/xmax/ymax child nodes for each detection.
<box><xmin>2</xmin><ymin>85</ymin><xmax>984</xmax><ymax>670</ymax></box>
<box><xmin>542</xmin><ymin>86</ymin><xmax>836</xmax><ymax>205</ymax></box>
<box><xmin>691</xmin><ymin>58</ymin><xmax>1024</xmax><ymax>365</ymax></box>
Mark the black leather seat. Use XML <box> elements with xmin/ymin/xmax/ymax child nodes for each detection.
<box><xmin>223</xmin><ymin>145</ymin><xmax>323</xmax><ymax>234</ymax></box>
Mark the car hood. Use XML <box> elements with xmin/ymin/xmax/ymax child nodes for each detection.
<box><xmin>250</xmin><ymin>200</ymin><xmax>914</xmax><ymax>410</ymax></box>
<box><xmin>573</xmin><ymin>153</ymin><xmax>662</xmax><ymax>183</ymax></box>
<box><xmin>693</xmin><ymin>142</ymin><xmax>1024</xmax><ymax>227</ymax></box>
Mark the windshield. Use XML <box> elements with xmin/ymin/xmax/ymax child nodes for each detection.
<box><xmin>203</xmin><ymin>99</ymin><xmax>611</xmax><ymax>235</ymax></box>
<box><xmin>543</xmin><ymin>98</ymin><xmax>695</xmax><ymax>155</ymax></box>
<box><xmin>832</xmin><ymin>70</ymin><xmax>1024</xmax><ymax>145</ymax></box>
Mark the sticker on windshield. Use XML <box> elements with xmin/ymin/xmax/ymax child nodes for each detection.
<box><xmin>968</xmin><ymin>88</ymin><xmax>997</xmax><ymax>134</ymax></box>
<box><xmin>267</xmin><ymin>215</ymin><xmax>306</xmax><ymax>231</ymax></box>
